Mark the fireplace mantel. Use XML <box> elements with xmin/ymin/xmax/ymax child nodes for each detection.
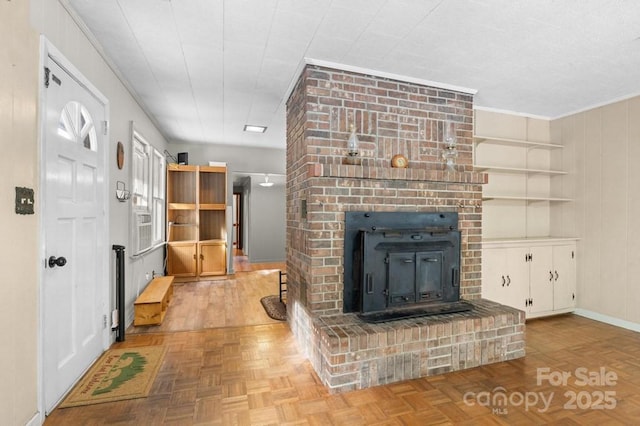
<box><xmin>307</xmin><ymin>163</ymin><xmax>488</xmax><ymax>185</ymax></box>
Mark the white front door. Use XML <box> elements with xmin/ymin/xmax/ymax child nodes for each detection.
<box><xmin>42</xmin><ymin>55</ymin><xmax>108</xmax><ymax>413</ymax></box>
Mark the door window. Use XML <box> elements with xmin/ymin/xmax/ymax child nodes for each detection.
<box><xmin>58</xmin><ymin>101</ymin><xmax>97</xmax><ymax>151</ymax></box>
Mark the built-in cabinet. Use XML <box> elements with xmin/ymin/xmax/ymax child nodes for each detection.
<box><xmin>166</xmin><ymin>164</ymin><xmax>227</xmax><ymax>280</ymax></box>
<box><xmin>482</xmin><ymin>240</ymin><xmax>576</xmax><ymax>318</ymax></box>
<box><xmin>475</xmin><ymin>111</ymin><xmax>577</xmax><ymax>317</ymax></box>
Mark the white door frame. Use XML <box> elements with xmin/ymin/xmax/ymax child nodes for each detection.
<box><xmin>37</xmin><ymin>36</ymin><xmax>111</xmax><ymax>419</ymax></box>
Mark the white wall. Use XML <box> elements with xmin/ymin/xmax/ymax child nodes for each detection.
<box><xmin>0</xmin><ymin>1</ymin><xmax>169</xmax><ymax>423</ymax></box>
<box><xmin>555</xmin><ymin>97</ymin><xmax>640</xmax><ymax>325</ymax></box>
<box><xmin>247</xmin><ymin>176</ymin><xmax>286</xmax><ymax>263</ymax></box>
<box><xmin>0</xmin><ymin>1</ymin><xmax>40</xmax><ymax>423</ymax></box>
<box><xmin>167</xmin><ymin>143</ymin><xmax>285</xmax><ymax>174</ymax></box>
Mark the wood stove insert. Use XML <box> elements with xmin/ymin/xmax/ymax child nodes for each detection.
<box><xmin>344</xmin><ymin>212</ymin><xmax>472</xmax><ymax>322</ymax></box>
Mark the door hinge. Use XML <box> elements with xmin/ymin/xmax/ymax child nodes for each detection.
<box><xmin>44</xmin><ymin>67</ymin><xmax>61</xmax><ymax>88</ymax></box>
<box><xmin>572</xmin><ymin>251</ymin><xmax>575</xmax><ymax>259</ymax></box>
<box><xmin>102</xmin><ymin>121</ymin><xmax>109</xmax><ymax>136</ymax></box>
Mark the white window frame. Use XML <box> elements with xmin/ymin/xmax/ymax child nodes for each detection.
<box><xmin>151</xmin><ymin>148</ymin><xmax>165</xmax><ymax>246</ymax></box>
<box><xmin>132</xmin><ymin>132</ymin><xmax>150</xmax><ymax>211</ymax></box>
<box><xmin>131</xmin><ymin>127</ymin><xmax>165</xmax><ymax>255</ymax></box>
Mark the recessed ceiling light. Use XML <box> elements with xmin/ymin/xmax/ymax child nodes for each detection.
<box><xmin>244</xmin><ymin>125</ymin><xmax>267</xmax><ymax>133</ymax></box>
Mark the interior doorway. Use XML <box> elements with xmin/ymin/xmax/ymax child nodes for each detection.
<box><xmin>233</xmin><ymin>192</ymin><xmax>243</xmax><ymax>252</ymax></box>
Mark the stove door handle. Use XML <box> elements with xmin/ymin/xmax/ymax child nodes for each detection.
<box><xmin>365</xmin><ymin>274</ymin><xmax>374</xmax><ymax>294</ymax></box>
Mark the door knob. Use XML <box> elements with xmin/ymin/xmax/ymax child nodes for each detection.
<box><xmin>48</xmin><ymin>256</ymin><xmax>67</xmax><ymax>268</ymax></box>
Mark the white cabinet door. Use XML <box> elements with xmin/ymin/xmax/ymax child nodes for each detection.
<box><xmin>528</xmin><ymin>245</ymin><xmax>554</xmax><ymax>314</ymax></box>
<box><xmin>505</xmin><ymin>247</ymin><xmax>530</xmax><ymax>310</ymax></box>
<box><xmin>482</xmin><ymin>247</ymin><xmax>529</xmax><ymax>310</ymax></box>
<box><xmin>552</xmin><ymin>244</ymin><xmax>576</xmax><ymax>310</ymax></box>
<box><xmin>482</xmin><ymin>247</ymin><xmax>507</xmax><ymax>304</ymax></box>
<box><xmin>483</xmin><ymin>241</ymin><xmax>577</xmax><ymax>318</ymax></box>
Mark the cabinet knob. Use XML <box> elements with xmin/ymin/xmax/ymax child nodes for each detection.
<box><xmin>549</xmin><ymin>271</ymin><xmax>553</xmax><ymax>282</ymax></box>
<box><xmin>506</xmin><ymin>275</ymin><xmax>511</xmax><ymax>286</ymax></box>
<box><xmin>501</xmin><ymin>276</ymin><xmax>506</xmax><ymax>287</ymax></box>
<box><xmin>554</xmin><ymin>271</ymin><xmax>559</xmax><ymax>281</ymax></box>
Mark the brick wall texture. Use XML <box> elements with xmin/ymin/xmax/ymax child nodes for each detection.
<box><xmin>286</xmin><ymin>64</ymin><xmax>486</xmax><ymax>316</ymax></box>
<box><xmin>284</xmin><ymin>64</ymin><xmax>523</xmax><ymax>393</ymax></box>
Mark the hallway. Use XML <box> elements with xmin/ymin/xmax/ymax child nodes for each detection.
<box><xmin>126</xmin><ymin>266</ymin><xmax>285</xmax><ymax>334</ymax></box>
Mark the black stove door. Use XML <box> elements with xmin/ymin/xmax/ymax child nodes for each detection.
<box><xmin>387</xmin><ymin>251</ymin><xmax>445</xmax><ymax>307</ymax></box>
<box><xmin>416</xmin><ymin>251</ymin><xmax>444</xmax><ymax>302</ymax></box>
<box><xmin>387</xmin><ymin>252</ymin><xmax>417</xmax><ymax>306</ymax></box>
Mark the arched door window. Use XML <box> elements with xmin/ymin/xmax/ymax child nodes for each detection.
<box><xmin>58</xmin><ymin>101</ymin><xmax>97</xmax><ymax>151</ymax></box>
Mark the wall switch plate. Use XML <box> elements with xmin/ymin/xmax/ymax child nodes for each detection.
<box><xmin>15</xmin><ymin>187</ymin><xmax>34</xmax><ymax>215</ymax></box>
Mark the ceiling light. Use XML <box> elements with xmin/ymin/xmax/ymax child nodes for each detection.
<box><xmin>244</xmin><ymin>124</ymin><xmax>267</xmax><ymax>133</ymax></box>
<box><xmin>259</xmin><ymin>175</ymin><xmax>274</xmax><ymax>187</ymax></box>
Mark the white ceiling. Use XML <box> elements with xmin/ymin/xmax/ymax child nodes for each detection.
<box><xmin>66</xmin><ymin>0</ymin><xmax>640</xmax><ymax>149</ymax></box>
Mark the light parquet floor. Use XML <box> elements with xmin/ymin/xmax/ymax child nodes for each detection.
<box><xmin>45</xmin><ymin>266</ymin><xmax>640</xmax><ymax>424</ymax></box>
<box><xmin>127</xmin><ymin>267</ymin><xmax>285</xmax><ymax>333</ymax></box>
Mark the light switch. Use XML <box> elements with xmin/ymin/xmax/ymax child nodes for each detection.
<box><xmin>15</xmin><ymin>187</ymin><xmax>35</xmax><ymax>215</ymax></box>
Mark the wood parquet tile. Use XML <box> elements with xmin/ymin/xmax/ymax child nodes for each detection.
<box><xmin>127</xmin><ymin>269</ymin><xmax>286</xmax><ymax>334</ymax></box>
<box><xmin>45</xmin><ymin>269</ymin><xmax>640</xmax><ymax>425</ymax></box>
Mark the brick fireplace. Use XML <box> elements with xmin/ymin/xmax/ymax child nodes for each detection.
<box><xmin>285</xmin><ymin>62</ymin><xmax>525</xmax><ymax>393</ymax></box>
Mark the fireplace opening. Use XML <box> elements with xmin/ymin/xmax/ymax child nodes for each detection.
<box><xmin>344</xmin><ymin>211</ymin><xmax>472</xmax><ymax>322</ymax></box>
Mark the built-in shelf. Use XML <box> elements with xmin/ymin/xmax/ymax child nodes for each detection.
<box><xmin>482</xmin><ymin>195</ymin><xmax>573</xmax><ymax>202</ymax></box>
<box><xmin>473</xmin><ymin>135</ymin><xmax>572</xmax><ymax>202</ymax></box>
<box><xmin>474</xmin><ymin>165</ymin><xmax>567</xmax><ymax>175</ymax></box>
<box><xmin>474</xmin><ymin>135</ymin><xmax>564</xmax><ymax>150</ymax></box>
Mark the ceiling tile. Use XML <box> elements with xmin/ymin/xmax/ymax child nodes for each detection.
<box><xmin>66</xmin><ymin>0</ymin><xmax>640</xmax><ymax>147</ymax></box>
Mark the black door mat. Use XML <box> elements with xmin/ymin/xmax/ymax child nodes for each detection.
<box><xmin>260</xmin><ymin>295</ymin><xmax>287</xmax><ymax>321</ymax></box>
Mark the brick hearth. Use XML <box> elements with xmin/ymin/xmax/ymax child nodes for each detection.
<box><xmin>285</xmin><ymin>62</ymin><xmax>525</xmax><ymax>392</ymax></box>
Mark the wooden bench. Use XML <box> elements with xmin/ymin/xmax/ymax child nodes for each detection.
<box><xmin>134</xmin><ymin>276</ymin><xmax>174</xmax><ymax>326</ymax></box>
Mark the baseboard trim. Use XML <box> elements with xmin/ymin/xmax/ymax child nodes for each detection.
<box><xmin>26</xmin><ymin>411</ymin><xmax>42</xmax><ymax>426</ymax></box>
<box><xmin>574</xmin><ymin>309</ymin><xmax>640</xmax><ymax>333</ymax></box>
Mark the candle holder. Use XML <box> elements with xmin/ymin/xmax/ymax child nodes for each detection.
<box><xmin>442</xmin><ymin>121</ymin><xmax>458</xmax><ymax>171</ymax></box>
<box><xmin>344</xmin><ymin>123</ymin><xmax>362</xmax><ymax>165</ymax></box>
